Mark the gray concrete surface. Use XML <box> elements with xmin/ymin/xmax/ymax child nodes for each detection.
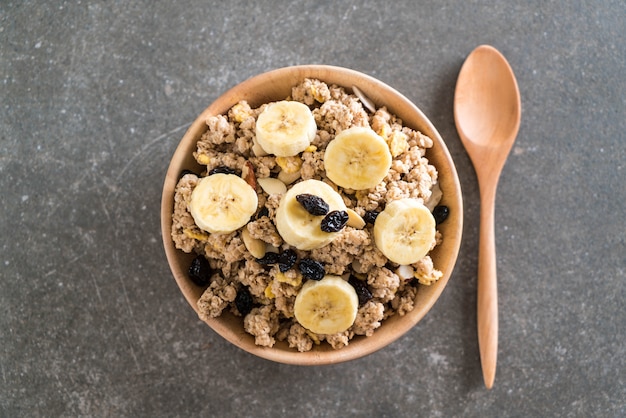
<box><xmin>1</xmin><ymin>1</ymin><xmax>625</xmax><ymax>416</ymax></box>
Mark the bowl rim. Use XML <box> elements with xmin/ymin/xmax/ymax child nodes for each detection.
<box><xmin>161</xmin><ymin>64</ymin><xmax>463</xmax><ymax>365</ymax></box>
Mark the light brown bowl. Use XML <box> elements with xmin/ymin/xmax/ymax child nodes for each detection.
<box><xmin>161</xmin><ymin>65</ymin><xmax>463</xmax><ymax>365</ymax></box>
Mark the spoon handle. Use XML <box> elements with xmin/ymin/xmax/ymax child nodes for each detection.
<box><xmin>477</xmin><ymin>185</ymin><xmax>499</xmax><ymax>389</ymax></box>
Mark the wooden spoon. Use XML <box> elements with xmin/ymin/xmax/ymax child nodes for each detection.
<box><xmin>454</xmin><ymin>45</ymin><xmax>521</xmax><ymax>389</ymax></box>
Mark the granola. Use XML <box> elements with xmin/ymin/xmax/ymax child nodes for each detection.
<box><xmin>171</xmin><ymin>79</ymin><xmax>444</xmax><ymax>351</ymax></box>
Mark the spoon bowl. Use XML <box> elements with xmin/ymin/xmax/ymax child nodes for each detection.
<box><xmin>454</xmin><ymin>45</ymin><xmax>521</xmax><ymax>389</ymax></box>
<box><xmin>455</xmin><ymin>49</ymin><xmax>520</xmax><ymax>149</ymax></box>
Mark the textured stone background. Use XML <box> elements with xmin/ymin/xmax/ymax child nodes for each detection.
<box><xmin>1</xmin><ymin>1</ymin><xmax>624</xmax><ymax>416</ymax></box>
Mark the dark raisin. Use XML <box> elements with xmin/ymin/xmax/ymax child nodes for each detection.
<box><xmin>432</xmin><ymin>205</ymin><xmax>449</xmax><ymax>225</ymax></box>
<box><xmin>296</xmin><ymin>194</ymin><xmax>329</xmax><ymax>216</ymax></box>
<box><xmin>209</xmin><ymin>166</ymin><xmax>237</xmax><ymax>176</ymax></box>
<box><xmin>349</xmin><ymin>275</ymin><xmax>373</xmax><ymax>305</ymax></box>
<box><xmin>320</xmin><ymin>210</ymin><xmax>349</xmax><ymax>232</ymax></box>
<box><xmin>363</xmin><ymin>210</ymin><xmax>380</xmax><ymax>225</ymax></box>
<box><xmin>298</xmin><ymin>258</ymin><xmax>325</xmax><ymax>281</ymax></box>
<box><xmin>188</xmin><ymin>255</ymin><xmax>212</xmax><ymax>286</ymax></box>
<box><xmin>235</xmin><ymin>287</ymin><xmax>254</xmax><ymax>316</ymax></box>
<box><xmin>256</xmin><ymin>252</ymin><xmax>279</xmax><ymax>265</ymax></box>
<box><xmin>278</xmin><ymin>249</ymin><xmax>297</xmax><ymax>272</ymax></box>
<box><xmin>180</xmin><ymin>169</ymin><xmax>198</xmax><ymax>178</ymax></box>
<box><xmin>256</xmin><ymin>206</ymin><xmax>269</xmax><ymax>219</ymax></box>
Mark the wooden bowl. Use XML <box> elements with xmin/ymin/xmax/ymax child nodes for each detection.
<box><xmin>161</xmin><ymin>65</ymin><xmax>463</xmax><ymax>365</ymax></box>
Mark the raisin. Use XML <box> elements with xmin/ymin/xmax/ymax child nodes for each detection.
<box><xmin>363</xmin><ymin>210</ymin><xmax>380</xmax><ymax>225</ymax></box>
<box><xmin>180</xmin><ymin>169</ymin><xmax>198</xmax><ymax>178</ymax></box>
<box><xmin>235</xmin><ymin>287</ymin><xmax>254</xmax><ymax>316</ymax></box>
<box><xmin>298</xmin><ymin>258</ymin><xmax>325</xmax><ymax>281</ymax></box>
<box><xmin>320</xmin><ymin>210</ymin><xmax>349</xmax><ymax>232</ymax></box>
<box><xmin>209</xmin><ymin>166</ymin><xmax>237</xmax><ymax>176</ymax></box>
<box><xmin>349</xmin><ymin>275</ymin><xmax>373</xmax><ymax>305</ymax></box>
<box><xmin>278</xmin><ymin>249</ymin><xmax>297</xmax><ymax>272</ymax></box>
<box><xmin>432</xmin><ymin>205</ymin><xmax>449</xmax><ymax>225</ymax></box>
<box><xmin>188</xmin><ymin>255</ymin><xmax>212</xmax><ymax>287</ymax></box>
<box><xmin>256</xmin><ymin>252</ymin><xmax>279</xmax><ymax>265</ymax></box>
<box><xmin>256</xmin><ymin>207</ymin><xmax>269</xmax><ymax>219</ymax></box>
<box><xmin>296</xmin><ymin>194</ymin><xmax>329</xmax><ymax>216</ymax></box>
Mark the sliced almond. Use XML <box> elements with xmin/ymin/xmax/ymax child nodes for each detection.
<box><xmin>241</xmin><ymin>227</ymin><xmax>266</xmax><ymax>259</ymax></box>
<box><xmin>396</xmin><ymin>264</ymin><xmax>415</xmax><ymax>280</ymax></box>
<box><xmin>241</xmin><ymin>161</ymin><xmax>257</xmax><ymax>190</ymax></box>
<box><xmin>251</xmin><ymin>138</ymin><xmax>268</xmax><ymax>157</ymax></box>
<box><xmin>277</xmin><ymin>169</ymin><xmax>301</xmax><ymax>185</ymax></box>
<box><xmin>352</xmin><ymin>85</ymin><xmax>376</xmax><ymax>113</ymax></box>
<box><xmin>265</xmin><ymin>244</ymin><xmax>280</xmax><ymax>254</ymax></box>
<box><xmin>257</xmin><ymin>177</ymin><xmax>287</xmax><ymax>195</ymax></box>
<box><xmin>351</xmin><ymin>258</ymin><xmax>364</xmax><ymax>274</ymax></box>
<box><xmin>425</xmin><ymin>182</ymin><xmax>443</xmax><ymax>211</ymax></box>
<box><xmin>345</xmin><ymin>208</ymin><xmax>366</xmax><ymax>229</ymax></box>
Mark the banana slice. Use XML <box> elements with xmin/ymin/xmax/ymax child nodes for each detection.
<box><xmin>323</xmin><ymin>126</ymin><xmax>392</xmax><ymax>190</ymax></box>
<box><xmin>373</xmin><ymin>198</ymin><xmax>436</xmax><ymax>265</ymax></box>
<box><xmin>275</xmin><ymin>179</ymin><xmax>347</xmax><ymax>250</ymax></box>
<box><xmin>294</xmin><ymin>275</ymin><xmax>359</xmax><ymax>335</ymax></box>
<box><xmin>189</xmin><ymin>173</ymin><xmax>258</xmax><ymax>234</ymax></box>
<box><xmin>255</xmin><ymin>101</ymin><xmax>316</xmax><ymax>157</ymax></box>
